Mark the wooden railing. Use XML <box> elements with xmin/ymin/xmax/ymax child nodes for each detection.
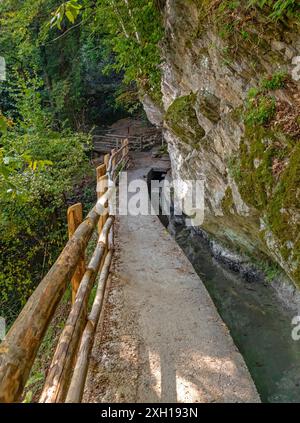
<box><xmin>93</xmin><ymin>129</ymin><xmax>162</xmax><ymax>153</ymax></box>
<box><xmin>0</xmin><ymin>139</ymin><xmax>130</xmax><ymax>403</ymax></box>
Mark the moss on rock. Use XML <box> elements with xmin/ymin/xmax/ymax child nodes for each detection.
<box><xmin>222</xmin><ymin>186</ymin><xmax>235</xmax><ymax>215</ymax></box>
<box><xmin>233</xmin><ymin>113</ymin><xmax>300</xmax><ymax>285</ymax></box>
<box><xmin>165</xmin><ymin>94</ymin><xmax>205</xmax><ymax>148</ymax></box>
<box><xmin>266</xmin><ymin>142</ymin><xmax>300</xmax><ymax>281</ymax></box>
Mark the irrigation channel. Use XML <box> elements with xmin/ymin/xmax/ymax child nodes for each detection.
<box><xmin>147</xmin><ymin>168</ymin><xmax>300</xmax><ymax>403</ymax></box>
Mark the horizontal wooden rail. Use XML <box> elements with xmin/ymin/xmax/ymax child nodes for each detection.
<box><xmin>94</xmin><ymin>131</ymin><xmax>161</xmax><ymax>152</ymax></box>
<box><xmin>40</xmin><ymin>218</ymin><xmax>114</xmax><ymax>403</ymax></box>
<box><xmin>68</xmin><ymin>203</ymin><xmax>86</xmax><ymax>304</ymax></box>
<box><xmin>107</xmin><ymin>141</ymin><xmax>128</xmax><ymax>175</ymax></box>
<box><xmin>0</xmin><ymin>140</ymin><xmax>130</xmax><ymax>403</ymax></box>
<box><xmin>0</xmin><ymin>207</ymin><xmax>100</xmax><ymax>403</ymax></box>
<box><xmin>66</xmin><ymin>249</ymin><xmax>113</xmax><ymax>403</ymax></box>
<box><xmin>94</xmin><ymin>134</ymin><xmax>141</xmax><ymax>140</ymax></box>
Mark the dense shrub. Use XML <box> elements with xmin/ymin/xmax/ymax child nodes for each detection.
<box><xmin>0</xmin><ymin>76</ymin><xmax>93</xmax><ymax>325</ymax></box>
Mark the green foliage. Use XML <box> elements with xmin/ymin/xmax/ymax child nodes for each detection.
<box><xmin>0</xmin><ymin>0</ymin><xmax>125</xmax><ymax>128</ymax></box>
<box><xmin>247</xmin><ymin>0</ymin><xmax>300</xmax><ymax>20</ymax></box>
<box><xmin>0</xmin><ymin>114</ymin><xmax>9</xmax><ymax>134</ymax></box>
<box><xmin>114</xmin><ymin>85</ymin><xmax>142</xmax><ymax>115</ymax></box>
<box><xmin>1</xmin><ymin>0</ymin><xmax>164</xmax><ymax>126</ymax></box>
<box><xmin>261</xmin><ymin>71</ymin><xmax>288</xmax><ymax>90</ymax></box>
<box><xmin>245</xmin><ymin>93</ymin><xmax>276</xmax><ymax>126</ymax></box>
<box><xmin>252</xmin><ymin>257</ymin><xmax>282</xmax><ymax>281</ymax></box>
<box><xmin>51</xmin><ymin>0</ymin><xmax>163</xmax><ymax>106</ymax></box>
<box><xmin>244</xmin><ymin>72</ymin><xmax>289</xmax><ymax>126</ymax></box>
<box><xmin>0</xmin><ymin>74</ymin><xmax>92</xmax><ymax>324</ymax></box>
<box><xmin>51</xmin><ymin>0</ymin><xmax>82</xmax><ymax>29</ymax></box>
<box><xmin>90</xmin><ymin>0</ymin><xmax>163</xmax><ymax>104</ymax></box>
<box><xmin>210</xmin><ymin>0</ymin><xmax>300</xmax><ymax>24</ymax></box>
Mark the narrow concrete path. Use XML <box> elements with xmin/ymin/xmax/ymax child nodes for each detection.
<box><xmin>83</xmin><ymin>153</ymin><xmax>260</xmax><ymax>403</ymax></box>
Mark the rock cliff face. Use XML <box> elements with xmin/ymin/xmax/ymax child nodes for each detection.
<box><xmin>144</xmin><ymin>1</ymin><xmax>300</xmax><ymax>288</ymax></box>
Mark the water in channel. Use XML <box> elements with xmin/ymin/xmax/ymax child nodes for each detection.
<box><xmin>148</xmin><ymin>168</ymin><xmax>300</xmax><ymax>403</ymax></box>
<box><xmin>170</xmin><ymin>220</ymin><xmax>300</xmax><ymax>403</ymax></box>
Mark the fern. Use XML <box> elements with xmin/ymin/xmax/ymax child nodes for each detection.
<box><xmin>248</xmin><ymin>0</ymin><xmax>300</xmax><ymax>20</ymax></box>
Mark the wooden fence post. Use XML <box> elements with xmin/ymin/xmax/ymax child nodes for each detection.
<box><xmin>104</xmin><ymin>154</ymin><xmax>110</xmax><ymax>169</ymax></box>
<box><xmin>98</xmin><ymin>174</ymin><xmax>108</xmax><ymax>228</ymax></box>
<box><xmin>0</xmin><ymin>144</ymin><xmax>128</xmax><ymax>403</ymax></box>
<box><xmin>67</xmin><ymin>204</ymin><xmax>85</xmax><ymax>304</ymax></box>
<box><xmin>96</xmin><ymin>164</ymin><xmax>107</xmax><ymax>234</ymax></box>
<box><xmin>0</xmin><ymin>206</ymin><xmax>101</xmax><ymax>403</ymax></box>
<box><xmin>65</xmin><ymin>250</ymin><xmax>113</xmax><ymax>403</ymax></box>
<box><xmin>39</xmin><ymin>218</ymin><xmax>113</xmax><ymax>403</ymax></box>
<box><xmin>111</xmin><ymin>148</ymin><xmax>117</xmax><ymax>173</ymax></box>
<box><xmin>122</xmin><ymin>139</ymin><xmax>126</xmax><ymax>158</ymax></box>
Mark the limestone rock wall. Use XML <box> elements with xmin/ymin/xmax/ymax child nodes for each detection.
<box><xmin>143</xmin><ymin>0</ymin><xmax>300</xmax><ymax>287</ymax></box>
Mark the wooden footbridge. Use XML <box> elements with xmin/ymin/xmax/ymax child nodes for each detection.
<box><xmin>0</xmin><ymin>140</ymin><xmax>130</xmax><ymax>403</ymax></box>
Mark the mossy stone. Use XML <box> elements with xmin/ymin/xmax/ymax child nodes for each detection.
<box><xmin>221</xmin><ymin>186</ymin><xmax>235</xmax><ymax>215</ymax></box>
<box><xmin>233</xmin><ymin>122</ymin><xmax>300</xmax><ymax>286</ymax></box>
<box><xmin>165</xmin><ymin>94</ymin><xmax>206</xmax><ymax>148</ymax></box>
